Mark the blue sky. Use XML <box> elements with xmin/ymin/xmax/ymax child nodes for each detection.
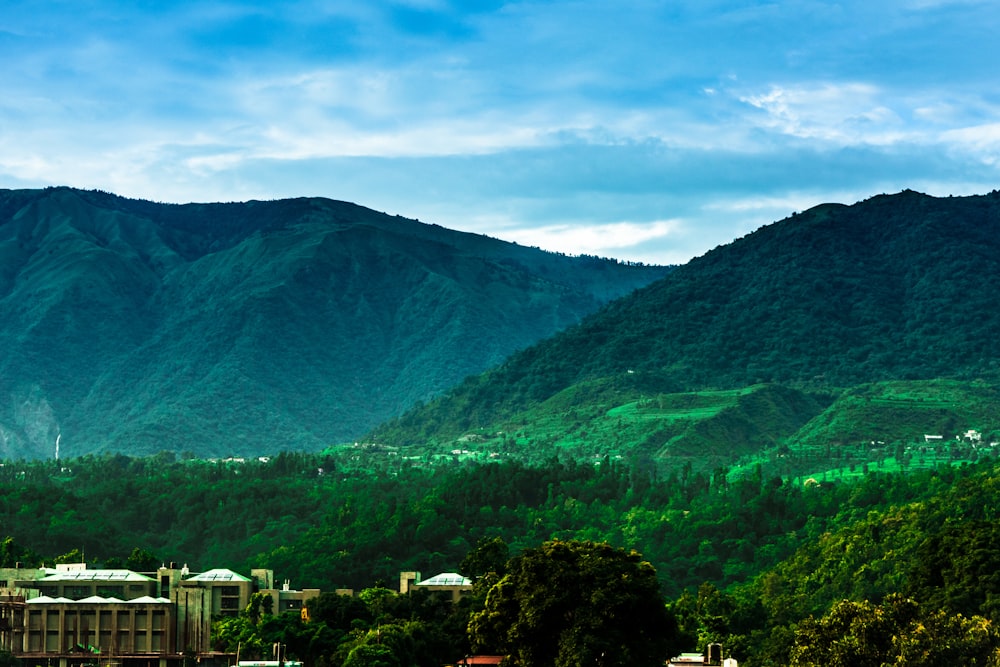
<box><xmin>1</xmin><ymin>1</ymin><xmax>998</xmax><ymax>264</ymax></box>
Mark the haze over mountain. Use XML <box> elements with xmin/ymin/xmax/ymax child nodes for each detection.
<box><xmin>0</xmin><ymin>187</ymin><xmax>669</xmax><ymax>459</ymax></box>
<box><xmin>372</xmin><ymin>189</ymin><xmax>1000</xmax><ymax>455</ymax></box>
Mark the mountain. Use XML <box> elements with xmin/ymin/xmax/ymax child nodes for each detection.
<box><xmin>370</xmin><ymin>190</ymin><xmax>1000</xmax><ymax>457</ymax></box>
<box><xmin>0</xmin><ymin>187</ymin><xmax>669</xmax><ymax>459</ymax></box>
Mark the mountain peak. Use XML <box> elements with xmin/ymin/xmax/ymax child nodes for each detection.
<box><xmin>0</xmin><ymin>187</ymin><xmax>669</xmax><ymax>459</ymax></box>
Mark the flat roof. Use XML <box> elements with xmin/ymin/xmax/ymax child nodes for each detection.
<box><xmin>36</xmin><ymin>569</ymin><xmax>154</xmax><ymax>582</ymax></box>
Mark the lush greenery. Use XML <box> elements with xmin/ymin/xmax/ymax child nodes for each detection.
<box><xmin>1</xmin><ymin>448</ymin><xmax>986</xmax><ymax>597</ymax></box>
<box><xmin>211</xmin><ymin>585</ymin><xmax>476</xmax><ymax>667</ymax></box>
<box><xmin>0</xmin><ymin>187</ymin><xmax>668</xmax><ymax>459</ymax></box>
<box><xmin>371</xmin><ymin>190</ymin><xmax>1000</xmax><ymax>455</ymax></box>
<box><xmin>6</xmin><ymin>452</ymin><xmax>1000</xmax><ymax>664</ymax></box>
<box><xmin>4</xmin><ymin>189</ymin><xmax>1000</xmax><ymax>665</ymax></box>
<box><xmin>468</xmin><ymin>539</ymin><xmax>675</xmax><ymax>667</ymax></box>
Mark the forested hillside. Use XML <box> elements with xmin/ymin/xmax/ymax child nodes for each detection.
<box><xmin>0</xmin><ymin>187</ymin><xmax>668</xmax><ymax>459</ymax></box>
<box><xmin>4</xmin><ymin>452</ymin><xmax>1000</xmax><ymax>665</ymax></box>
<box><xmin>371</xmin><ymin>190</ymin><xmax>1000</xmax><ymax>458</ymax></box>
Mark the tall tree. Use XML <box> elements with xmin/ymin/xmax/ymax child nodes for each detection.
<box><xmin>468</xmin><ymin>539</ymin><xmax>676</xmax><ymax>667</ymax></box>
<box><xmin>789</xmin><ymin>595</ymin><xmax>1000</xmax><ymax>667</ymax></box>
<box><xmin>460</xmin><ymin>536</ymin><xmax>509</xmax><ymax>595</ymax></box>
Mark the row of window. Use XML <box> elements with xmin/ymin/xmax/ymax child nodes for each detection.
<box><xmin>27</xmin><ymin>609</ymin><xmax>168</xmax><ymax>632</ymax></box>
<box><xmin>35</xmin><ymin>584</ymin><xmax>148</xmax><ymax>599</ymax></box>
<box><xmin>26</xmin><ymin>629</ymin><xmax>166</xmax><ymax>653</ymax></box>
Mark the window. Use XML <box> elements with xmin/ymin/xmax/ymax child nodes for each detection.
<box><xmin>66</xmin><ymin>585</ymin><xmax>91</xmax><ymax>599</ymax></box>
<box><xmin>97</xmin><ymin>585</ymin><xmax>125</xmax><ymax>598</ymax></box>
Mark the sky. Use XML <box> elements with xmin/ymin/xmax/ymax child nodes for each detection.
<box><xmin>1</xmin><ymin>1</ymin><xmax>998</xmax><ymax>265</ymax></box>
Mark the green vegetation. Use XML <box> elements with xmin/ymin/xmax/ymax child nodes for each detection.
<box><xmin>6</xmin><ymin>188</ymin><xmax>1000</xmax><ymax>664</ymax></box>
<box><xmin>0</xmin><ymin>187</ymin><xmax>668</xmax><ymax>459</ymax></box>
<box><xmin>371</xmin><ymin>190</ymin><xmax>1000</xmax><ymax>458</ymax></box>
<box><xmin>788</xmin><ymin>595</ymin><xmax>999</xmax><ymax>666</ymax></box>
<box><xmin>7</xmin><ymin>454</ymin><xmax>1000</xmax><ymax>665</ymax></box>
<box><xmin>468</xmin><ymin>540</ymin><xmax>675</xmax><ymax>667</ymax></box>
<box><xmin>210</xmin><ymin>580</ymin><xmax>475</xmax><ymax>667</ymax></box>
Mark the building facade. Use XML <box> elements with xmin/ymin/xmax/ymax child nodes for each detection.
<box><xmin>0</xmin><ymin>563</ymin><xmax>318</xmax><ymax>667</ymax></box>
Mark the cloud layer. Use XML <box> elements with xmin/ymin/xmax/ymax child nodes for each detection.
<box><xmin>1</xmin><ymin>0</ymin><xmax>998</xmax><ymax>263</ymax></box>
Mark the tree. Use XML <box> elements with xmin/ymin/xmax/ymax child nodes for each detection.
<box><xmin>307</xmin><ymin>592</ymin><xmax>373</xmax><ymax>632</ymax></box>
<box><xmin>126</xmin><ymin>547</ymin><xmax>160</xmax><ymax>572</ymax></box>
<box><xmin>358</xmin><ymin>587</ymin><xmax>397</xmax><ymax>625</ymax></box>
<box><xmin>53</xmin><ymin>548</ymin><xmax>85</xmax><ymax>565</ymax></box>
<box><xmin>460</xmin><ymin>536</ymin><xmax>509</xmax><ymax>595</ymax></box>
<box><xmin>789</xmin><ymin>594</ymin><xmax>1000</xmax><ymax>667</ymax></box>
<box><xmin>468</xmin><ymin>539</ymin><xmax>676</xmax><ymax>667</ymax></box>
<box><xmin>0</xmin><ymin>536</ymin><xmax>37</xmax><ymax>568</ymax></box>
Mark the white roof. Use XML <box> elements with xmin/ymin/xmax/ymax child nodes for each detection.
<box><xmin>186</xmin><ymin>568</ymin><xmax>251</xmax><ymax>582</ymax></box>
<box><xmin>415</xmin><ymin>572</ymin><xmax>471</xmax><ymax>587</ymax></box>
<box><xmin>79</xmin><ymin>595</ymin><xmax>122</xmax><ymax>603</ymax></box>
<box><xmin>26</xmin><ymin>595</ymin><xmax>168</xmax><ymax>604</ymax></box>
<box><xmin>37</xmin><ymin>569</ymin><xmax>153</xmax><ymax>582</ymax></box>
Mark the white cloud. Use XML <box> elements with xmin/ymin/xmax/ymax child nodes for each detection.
<box><xmin>940</xmin><ymin>123</ymin><xmax>1000</xmax><ymax>165</ymax></box>
<box><xmin>2</xmin><ymin>0</ymin><xmax>1000</xmax><ymax>264</ymax></box>
<box><xmin>942</xmin><ymin>122</ymin><xmax>1000</xmax><ymax>145</ymax></box>
<box><xmin>498</xmin><ymin>219</ymin><xmax>682</xmax><ymax>255</ymax></box>
<box><xmin>738</xmin><ymin>82</ymin><xmax>909</xmax><ymax>144</ymax></box>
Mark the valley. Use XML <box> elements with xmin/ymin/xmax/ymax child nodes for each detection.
<box><xmin>2</xmin><ymin>187</ymin><xmax>1000</xmax><ymax>665</ymax></box>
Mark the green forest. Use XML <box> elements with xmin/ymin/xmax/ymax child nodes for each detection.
<box><xmin>4</xmin><ymin>450</ymin><xmax>1000</xmax><ymax>665</ymax></box>
<box><xmin>5</xmin><ymin>190</ymin><xmax>1000</xmax><ymax>665</ymax></box>
<box><xmin>370</xmin><ymin>191</ymin><xmax>1000</xmax><ymax>453</ymax></box>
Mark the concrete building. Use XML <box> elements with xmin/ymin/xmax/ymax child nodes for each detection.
<box><xmin>250</xmin><ymin>570</ymin><xmax>320</xmax><ymax>618</ymax></box>
<box><xmin>399</xmin><ymin>571</ymin><xmax>472</xmax><ymax>603</ymax></box>
<box><xmin>0</xmin><ymin>563</ymin><xmax>319</xmax><ymax>667</ymax></box>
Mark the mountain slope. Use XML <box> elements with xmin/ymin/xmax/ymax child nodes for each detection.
<box><xmin>371</xmin><ymin>190</ymin><xmax>1000</xmax><ymax>446</ymax></box>
<box><xmin>0</xmin><ymin>187</ymin><xmax>669</xmax><ymax>458</ymax></box>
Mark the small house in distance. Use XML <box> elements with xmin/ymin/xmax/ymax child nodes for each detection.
<box><xmin>399</xmin><ymin>571</ymin><xmax>472</xmax><ymax>603</ymax></box>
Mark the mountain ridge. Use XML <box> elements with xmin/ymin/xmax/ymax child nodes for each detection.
<box><xmin>369</xmin><ymin>189</ymin><xmax>1000</xmax><ymax>453</ymax></box>
<box><xmin>0</xmin><ymin>187</ymin><xmax>669</xmax><ymax>459</ymax></box>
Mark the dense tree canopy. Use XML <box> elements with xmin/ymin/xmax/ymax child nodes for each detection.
<box><xmin>789</xmin><ymin>595</ymin><xmax>1000</xmax><ymax>667</ymax></box>
<box><xmin>8</xmin><ymin>452</ymin><xmax>1000</xmax><ymax>665</ymax></box>
<box><xmin>469</xmin><ymin>540</ymin><xmax>677</xmax><ymax>667</ymax></box>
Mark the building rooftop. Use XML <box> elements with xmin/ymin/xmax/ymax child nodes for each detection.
<box><xmin>416</xmin><ymin>573</ymin><xmax>471</xmax><ymax>586</ymax></box>
<box><xmin>26</xmin><ymin>595</ymin><xmax>170</xmax><ymax>604</ymax></box>
<box><xmin>36</xmin><ymin>569</ymin><xmax>154</xmax><ymax>582</ymax></box>
<box><xmin>456</xmin><ymin>656</ymin><xmax>504</xmax><ymax>665</ymax></box>
<box><xmin>186</xmin><ymin>568</ymin><xmax>252</xmax><ymax>582</ymax></box>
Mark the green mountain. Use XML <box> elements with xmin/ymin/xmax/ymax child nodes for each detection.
<box><xmin>370</xmin><ymin>190</ymin><xmax>1000</xmax><ymax>464</ymax></box>
<box><xmin>0</xmin><ymin>187</ymin><xmax>669</xmax><ymax>459</ymax></box>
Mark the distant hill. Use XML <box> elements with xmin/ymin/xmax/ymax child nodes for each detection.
<box><xmin>370</xmin><ymin>190</ymin><xmax>1000</xmax><ymax>457</ymax></box>
<box><xmin>0</xmin><ymin>187</ymin><xmax>669</xmax><ymax>458</ymax></box>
